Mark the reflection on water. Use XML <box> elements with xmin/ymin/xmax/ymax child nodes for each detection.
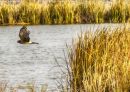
<box><xmin>0</xmin><ymin>24</ymin><xmax>124</xmax><ymax>91</ymax></box>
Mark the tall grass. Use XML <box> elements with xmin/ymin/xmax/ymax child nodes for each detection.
<box><xmin>104</xmin><ymin>1</ymin><xmax>130</xmax><ymax>23</ymax></box>
<box><xmin>67</xmin><ymin>27</ymin><xmax>130</xmax><ymax>92</ymax></box>
<box><xmin>76</xmin><ymin>1</ymin><xmax>104</xmax><ymax>23</ymax></box>
<box><xmin>1</xmin><ymin>0</ymin><xmax>130</xmax><ymax>25</ymax></box>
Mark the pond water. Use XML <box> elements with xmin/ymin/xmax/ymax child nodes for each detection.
<box><xmin>0</xmin><ymin>24</ymin><xmax>124</xmax><ymax>91</ymax></box>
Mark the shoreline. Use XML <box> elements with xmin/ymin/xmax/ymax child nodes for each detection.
<box><xmin>0</xmin><ymin>1</ymin><xmax>129</xmax><ymax>25</ymax></box>
<box><xmin>0</xmin><ymin>22</ymin><xmax>129</xmax><ymax>26</ymax></box>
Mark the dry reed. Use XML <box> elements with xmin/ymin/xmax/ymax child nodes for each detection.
<box><xmin>67</xmin><ymin>27</ymin><xmax>130</xmax><ymax>92</ymax></box>
<box><xmin>0</xmin><ymin>0</ymin><xmax>130</xmax><ymax>25</ymax></box>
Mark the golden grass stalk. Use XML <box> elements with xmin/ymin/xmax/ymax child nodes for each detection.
<box><xmin>67</xmin><ymin>27</ymin><xmax>130</xmax><ymax>92</ymax></box>
<box><xmin>1</xmin><ymin>0</ymin><xmax>130</xmax><ymax>25</ymax></box>
<box><xmin>104</xmin><ymin>1</ymin><xmax>129</xmax><ymax>23</ymax></box>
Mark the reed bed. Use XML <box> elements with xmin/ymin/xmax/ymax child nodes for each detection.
<box><xmin>104</xmin><ymin>1</ymin><xmax>130</xmax><ymax>23</ymax></box>
<box><xmin>67</xmin><ymin>27</ymin><xmax>130</xmax><ymax>92</ymax></box>
<box><xmin>1</xmin><ymin>0</ymin><xmax>130</xmax><ymax>25</ymax></box>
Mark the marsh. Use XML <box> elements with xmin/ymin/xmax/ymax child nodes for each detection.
<box><xmin>0</xmin><ymin>24</ymin><xmax>123</xmax><ymax>91</ymax></box>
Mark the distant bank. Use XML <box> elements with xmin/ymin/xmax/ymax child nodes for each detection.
<box><xmin>0</xmin><ymin>0</ymin><xmax>130</xmax><ymax>25</ymax></box>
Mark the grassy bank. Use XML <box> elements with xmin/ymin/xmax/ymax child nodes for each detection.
<box><xmin>0</xmin><ymin>0</ymin><xmax>130</xmax><ymax>25</ymax></box>
<box><xmin>67</xmin><ymin>27</ymin><xmax>130</xmax><ymax>92</ymax></box>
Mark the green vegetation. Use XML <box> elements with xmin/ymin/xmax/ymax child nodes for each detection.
<box><xmin>67</xmin><ymin>27</ymin><xmax>130</xmax><ymax>92</ymax></box>
<box><xmin>0</xmin><ymin>0</ymin><xmax>130</xmax><ymax>25</ymax></box>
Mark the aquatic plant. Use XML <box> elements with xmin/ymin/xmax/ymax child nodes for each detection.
<box><xmin>104</xmin><ymin>1</ymin><xmax>129</xmax><ymax>23</ymax></box>
<box><xmin>76</xmin><ymin>1</ymin><xmax>104</xmax><ymax>23</ymax></box>
<box><xmin>0</xmin><ymin>0</ymin><xmax>130</xmax><ymax>25</ymax></box>
<box><xmin>67</xmin><ymin>27</ymin><xmax>130</xmax><ymax>92</ymax></box>
<box><xmin>0</xmin><ymin>4</ymin><xmax>10</xmax><ymax>24</ymax></box>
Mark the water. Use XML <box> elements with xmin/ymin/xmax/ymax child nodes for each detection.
<box><xmin>0</xmin><ymin>24</ymin><xmax>124</xmax><ymax>91</ymax></box>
